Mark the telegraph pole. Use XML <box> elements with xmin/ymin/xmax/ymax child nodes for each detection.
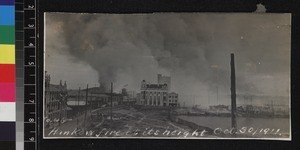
<box><xmin>84</xmin><ymin>84</ymin><xmax>89</xmax><ymax>127</ymax></box>
<box><xmin>216</xmin><ymin>86</ymin><xmax>219</xmax><ymax>105</ymax></box>
<box><xmin>110</xmin><ymin>82</ymin><xmax>113</xmax><ymax>121</ymax></box>
<box><xmin>230</xmin><ymin>53</ymin><xmax>237</xmax><ymax>132</ymax></box>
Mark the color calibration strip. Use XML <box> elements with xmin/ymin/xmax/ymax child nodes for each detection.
<box><xmin>15</xmin><ymin>0</ymin><xmax>25</xmax><ymax>149</ymax></box>
<box><xmin>0</xmin><ymin>0</ymin><xmax>16</xmax><ymax>149</ymax></box>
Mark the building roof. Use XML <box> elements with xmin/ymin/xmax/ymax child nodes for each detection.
<box><xmin>144</xmin><ymin>84</ymin><xmax>168</xmax><ymax>89</ymax></box>
<box><xmin>168</xmin><ymin>92</ymin><xmax>178</xmax><ymax>95</ymax></box>
<box><xmin>68</xmin><ymin>89</ymin><xmax>122</xmax><ymax>97</ymax></box>
<box><xmin>68</xmin><ymin>90</ymin><xmax>86</xmax><ymax>96</ymax></box>
<box><xmin>87</xmin><ymin>87</ymin><xmax>105</xmax><ymax>93</ymax></box>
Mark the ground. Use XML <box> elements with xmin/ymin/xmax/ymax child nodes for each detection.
<box><xmin>87</xmin><ymin>106</ymin><xmax>197</xmax><ymax>137</ymax></box>
<box><xmin>44</xmin><ymin>106</ymin><xmax>287</xmax><ymax>138</ymax></box>
<box><xmin>44</xmin><ymin>106</ymin><xmax>213</xmax><ymax>138</ymax></box>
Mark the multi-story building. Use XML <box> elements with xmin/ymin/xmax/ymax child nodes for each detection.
<box><xmin>140</xmin><ymin>80</ymin><xmax>168</xmax><ymax>106</ymax></box>
<box><xmin>67</xmin><ymin>87</ymin><xmax>123</xmax><ymax>111</ymax></box>
<box><xmin>139</xmin><ymin>74</ymin><xmax>179</xmax><ymax>107</ymax></box>
<box><xmin>44</xmin><ymin>72</ymin><xmax>68</xmax><ymax>128</ymax></box>
<box><xmin>168</xmin><ymin>92</ymin><xmax>179</xmax><ymax>107</ymax></box>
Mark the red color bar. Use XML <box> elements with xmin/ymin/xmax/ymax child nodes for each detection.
<box><xmin>0</xmin><ymin>64</ymin><xmax>15</xmax><ymax>82</ymax></box>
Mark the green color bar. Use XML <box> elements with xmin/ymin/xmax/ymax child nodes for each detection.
<box><xmin>0</xmin><ymin>25</ymin><xmax>15</xmax><ymax>44</ymax></box>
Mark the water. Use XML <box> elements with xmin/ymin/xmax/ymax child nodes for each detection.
<box><xmin>179</xmin><ymin>116</ymin><xmax>290</xmax><ymax>135</ymax></box>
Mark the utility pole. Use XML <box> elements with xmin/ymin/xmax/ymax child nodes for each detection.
<box><xmin>77</xmin><ymin>87</ymin><xmax>81</xmax><ymax>129</ymax></box>
<box><xmin>216</xmin><ymin>86</ymin><xmax>219</xmax><ymax>105</ymax></box>
<box><xmin>271</xmin><ymin>100</ymin><xmax>274</xmax><ymax>116</ymax></box>
<box><xmin>230</xmin><ymin>53</ymin><xmax>237</xmax><ymax>132</ymax></box>
<box><xmin>84</xmin><ymin>84</ymin><xmax>89</xmax><ymax>127</ymax></box>
<box><xmin>208</xmin><ymin>91</ymin><xmax>210</xmax><ymax>107</ymax></box>
<box><xmin>110</xmin><ymin>82</ymin><xmax>113</xmax><ymax>121</ymax></box>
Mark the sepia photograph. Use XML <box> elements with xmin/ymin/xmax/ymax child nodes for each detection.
<box><xmin>43</xmin><ymin>12</ymin><xmax>291</xmax><ymax>140</ymax></box>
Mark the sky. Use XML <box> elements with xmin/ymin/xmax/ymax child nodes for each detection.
<box><xmin>45</xmin><ymin>13</ymin><xmax>290</xmax><ymax>107</ymax></box>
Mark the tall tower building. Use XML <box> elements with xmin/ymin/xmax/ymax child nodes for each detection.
<box><xmin>157</xmin><ymin>74</ymin><xmax>171</xmax><ymax>91</ymax></box>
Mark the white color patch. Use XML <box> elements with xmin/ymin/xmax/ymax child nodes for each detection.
<box><xmin>0</xmin><ymin>102</ymin><xmax>16</xmax><ymax>121</ymax></box>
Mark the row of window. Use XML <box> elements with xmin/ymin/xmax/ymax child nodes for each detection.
<box><xmin>144</xmin><ymin>95</ymin><xmax>167</xmax><ymax>101</ymax></box>
<box><xmin>169</xmin><ymin>100</ymin><xmax>178</xmax><ymax>103</ymax></box>
<box><xmin>68</xmin><ymin>96</ymin><xmax>122</xmax><ymax>102</ymax></box>
<box><xmin>142</xmin><ymin>91</ymin><xmax>178</xmax><ymax>98</ymax></box>
<box><xmin>169</xmin><ymin>95</ymin><xmax>178</xmax><ymax>98</ymax></box>
<box><xmin>143</xmin><ymin>90</ymin><xmax>165</xmax><ymax>93</ymax></box>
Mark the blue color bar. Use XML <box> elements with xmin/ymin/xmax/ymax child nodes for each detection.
<box><xmin>0</xmin><ymin>6</ymin><xmax>15</xmax><ymax>25</ymax></box>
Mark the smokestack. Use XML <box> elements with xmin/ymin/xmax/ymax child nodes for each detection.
<box><xmin>230</xmin><ymin>53</ymin><xmax>237</xmax><ymax>132</ymax></box>
<box><xmin>110</xmin><ymin>82</ymin><xmax>113</xmax><ymax>121</ymax></box>
<box><xmin>157</xmin><ymin>74</ymin><xmax>162</xmax><ymax>84</ymax></box>
<box><xmin>77</xmin><ymin>87</ymin><xmax>81</xmax><ymax>129</ymax></box>
<box><xmin>84</xmin><ymin>84</ymin><xmax>89</xmax><ymax>127</ymax></box>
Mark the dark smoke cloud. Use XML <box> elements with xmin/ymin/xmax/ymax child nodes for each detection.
<box><xmin>45</xmin><ymin>13</ymin><xmax>290</xmax><ymax>105</ymax></box>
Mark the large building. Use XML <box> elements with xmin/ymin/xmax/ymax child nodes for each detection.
<box><xmin>44</xmin><ymin>72</ymin><xmax>68</xmax><ymax>128</ymax></box>
<box><xmin>140</xmin><ymin>80</ymin><xmax>168</xmax><ymax>106</ymax></box>
<box><xmin>139</xmin><ymin>74</ymin><xmax>179</xmax><ymax>107</ymax></box>
<box><xmin>67</xmin><ymin>87</ymin><xmax>123</xmax><ymax>112</ymax></box>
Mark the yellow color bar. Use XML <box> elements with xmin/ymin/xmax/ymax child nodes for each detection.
<box><xmin>0</xmin><ymin>44</ymin><xmax>15</xmax><ymax>64</ymax></box>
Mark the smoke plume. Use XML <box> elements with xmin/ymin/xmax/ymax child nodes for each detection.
<box><xmin>46</xmin><ymin>13</ymin><xmax>290</xmax><ymax>106</ymax></box>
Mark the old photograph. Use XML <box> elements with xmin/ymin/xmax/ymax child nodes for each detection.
<box><xmin>43</xmin><ymin>12</ymin><xmax>291</xmax><ymax>139</ymax></box>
